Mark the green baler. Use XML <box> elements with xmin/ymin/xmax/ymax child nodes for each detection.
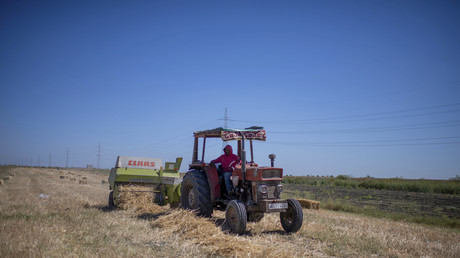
<box><xmin>108</xmin><ymin>156</ymin><xmax>182</xmax><ymax>208</ymax></box>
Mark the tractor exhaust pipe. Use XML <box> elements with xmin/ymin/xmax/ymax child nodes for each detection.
<box><xmin>269</xmin><ymin>154</ymin><xmax>276</xmax><ymax>167</ymax></box>
<box><xmin>240</xmin><ymin>132</ymin><xmax>246</xmax><ymax>185</ymax></box>
<box><xmin>241</xmin><ymin>149</ymin><xmax>246</xmax><ymax>184</ymax></box>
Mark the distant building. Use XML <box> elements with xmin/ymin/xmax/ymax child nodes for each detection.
<box><xmin>86</xmin><ymin>165</ymin><xmax>94</xmax><ymax>169</ymax></box>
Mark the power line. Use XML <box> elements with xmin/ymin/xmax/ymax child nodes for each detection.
<box><xmin>270</xmin><ymin>141</ymin><xmax>460</xmax><ymax>147</ymax></box>
<box><xmin>230</xmin><ymin>103</ymin><xmax>460</xmax><ymax>125</ymax></box>
<box><xmin>102</xmin><ymin>120</ymin><xmax>219</xmax><ymax>154</ymax></box>
<box><xmin>270</xmin><ymin>120</ymin><xmax>460</xmax><ymax>135</ymax></box>
<box><xmin>268</xmin><ymin>136</ymin><xmax>460</xmax><ymax>147</ymax></box>
<box><xmin>233</xmin><ymin>108</ymin><xmax>460</xmax><ymax>125</ymax></box>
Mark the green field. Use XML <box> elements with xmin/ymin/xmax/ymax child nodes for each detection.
<box><xmin>282</xmin><ymin>175</ymin><xmax>460</xmax><ymax>229</ymax></box>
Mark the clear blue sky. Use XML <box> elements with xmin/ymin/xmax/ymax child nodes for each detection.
<box><xmin>1</xmin><ymin>0</ymin><xmax>459</xmax><ymax>179</ymax></box>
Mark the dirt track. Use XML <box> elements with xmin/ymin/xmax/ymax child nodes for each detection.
<box><xmin>1</xmin><ymin>167</ymin><xmax>459</xmax><ymax>257</ymax></box>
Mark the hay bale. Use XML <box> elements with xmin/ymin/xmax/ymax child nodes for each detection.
<box><xmin>298</xmin><ymin>199</ymin><xmax>312</xmax><ymax>209</ymax></box>
<box><xmin>115</xmin><ymin>185</ymin><xmax>174</xmax><ymax>214</ymax></box>
<box><xmin>79</xmin><ymin>180</ymin><xmax>87</xmax><ymax>184</ymax></box>
<box><xmin>101</xmin><ymin>180</ymin><xmax>106</xmax><ymax>184</ymax></box>
<box><xmin>82</xmin><ymin>176</ymin><xmax>87</xmax><ymax>180</ymax></box>
<box><xmin>9</xmin><ymin>173</ymin><xmax>15</xmax><ymax>177</ymax></box>
<box><xmin>60</xmin><ymin>175</ymin><xmax>65</xmax><ymax>179</ymax></box>
<box><xmin>70</xmin><ymin>178</ymin><xmax>76</xmax><ymax>181</ymax></box>
<box><xmin>3</xmin><ymin>177</ymin><xmax>10</xmax><ymax>181</ymax></box>
<box><xmin>297</xmin><ymin>199</ymin><xmax>321</xmax><ymax>210</ymax></box>
<box><xmin>311</xmin><ymin>201</ymin><xmax>320</xmax><ymax>210</ymax></box>
<box><xmin>0</xmin><ymin>179</ymin><xmax>4</xmax><ymax>185</ymax></box>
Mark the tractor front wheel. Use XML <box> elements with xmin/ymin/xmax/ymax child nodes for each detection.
<box><xmin>181</xmin><ymin>170</ymin><xmax>212</xmax><ymax>217</ymax></box>
<box><xmin>226</xmin><ymin>200</ymin><xmax>247</xmax><ymax>234</ymax></box>
<box><xmin>280</xmin><ymin>198</ymin><xmax>303</xmax><ymax>233</ymax></box>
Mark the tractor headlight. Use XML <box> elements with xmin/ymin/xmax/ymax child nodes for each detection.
<box><xmin>258</xmin><ymin>184</ymin><xmax>268</xmax><ymax>194</ymax></box>
<box><xmin>276</xmin><ymin>184</ymin><xmax>284</xmax><ymax>193</ymax></box>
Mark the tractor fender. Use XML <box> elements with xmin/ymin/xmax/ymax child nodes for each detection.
<box><xmin>204</xmin><ymin>166</ymin><xmax>220</xmax><ymax>201</ymax></box>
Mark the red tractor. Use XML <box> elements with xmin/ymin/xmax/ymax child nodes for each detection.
<box><xmin>181</xmin><ymin>127</ymin><xmax>303</xmax><ymax>234</ymax></box>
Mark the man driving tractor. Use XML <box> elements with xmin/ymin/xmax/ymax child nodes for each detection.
<box><xmin>210</xmin><ymin>145</ymin><xmax>240</xmax><ymax>196</ymax></box>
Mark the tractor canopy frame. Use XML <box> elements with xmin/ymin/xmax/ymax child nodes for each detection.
<box><xmin>191</xmin><ymin>126</ymin><xmax>266</xmax><ymax>168</ymax></box>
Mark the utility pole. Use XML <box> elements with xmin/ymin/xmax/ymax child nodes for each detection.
<box><xmin>38</xmin><ymin>155</ymin><xmax>41</xmax><ymax>167</ymax></box>
<box><xmin>65</xmin><ymin>149</ymin><xmax>69</xmax><ymax>168</ymax></box>
<box><xmin>223</xmin><ymin>107</ymin><xmax>228</xmax><ymax>129</ymax></box>
<box><xmin>97</xmin><ymin>142</ymin><xmax>101</xmax><ymax>169</ymax></box>
<box><xmin>48</xmin><ymin>153</ymin><xmax>51</xmax><ymax>167</ymax></box>
<box><xmin>222</xmin><ymin>108</ymin><xmax>229</xmax><ymax>152</ymax></box>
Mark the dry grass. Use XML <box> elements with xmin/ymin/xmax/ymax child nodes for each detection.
<box><xmin>117</xmin><ymin>184</ymin><xmax>319</xmax><ymax>256</ymax></box>
<box><xmin>1</xmin><ymin>167</ymin><xmax>459</xmax><ymax>257</ymax></box>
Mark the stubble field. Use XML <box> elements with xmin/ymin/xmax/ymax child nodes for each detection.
<box><xmin>0</xmin><ymin>166</ymin><xmax>459</xmax><ymax>257</ymax></box>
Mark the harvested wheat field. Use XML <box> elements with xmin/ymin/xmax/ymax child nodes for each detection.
<box><xmin>0</xmin><ymin>167</ymin><xmax>459</xmax><ymax>257</ymax></box>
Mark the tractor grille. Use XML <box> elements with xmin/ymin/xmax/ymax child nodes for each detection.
<box><xmin>255</xmin><ymin>181</ymin><xmax>281</xmax><ymax>201</ymax></box>
<box><xmin>267</xmin><ymin>185</ymin><xmax>277</xmax><ymax>199</ymax></box>
<box><xmin>262</xmin><ymin>169</ymin><xmax>282</xmax><ymax>179</ymax></box>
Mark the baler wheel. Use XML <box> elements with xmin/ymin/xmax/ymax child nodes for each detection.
<box><xmin>154</xmin><ymin>192</ymin><xmax>166</xmax><ymax>206</ymax></box>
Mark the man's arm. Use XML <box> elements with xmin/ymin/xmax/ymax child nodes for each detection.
<box><xmin>228</xmin><ymin>155</ymin><xmax>240</xmax><ymax>170</ymax></box>
<box><xmin>210</xmin><ymin>156</ymin><xmax>222</xmax><ymax>167</ymax></box>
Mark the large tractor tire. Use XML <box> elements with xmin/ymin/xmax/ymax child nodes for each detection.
<box><xmin>280</xmin><ymin>198</ymin><xmax>303</xmax><ymax>233</ymax></box>
<box><xmin>247</xmin><ymin>212</ymin><xmax>264</xmax><ymax>223</ymax></box>
<box><xmin>181</xmin><ymin>170</ymin><xmax>212</xmax><ymax>217</ymax></box>
<box><xmin>226</xmin><ymin>200</ymin><xmax>247</xmax><ymax>234</ymax></box>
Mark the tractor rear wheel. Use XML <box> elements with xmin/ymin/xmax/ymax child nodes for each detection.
<box><xmin>181</xmin><ymin>170</ymin><xmax>212</xmax><ymax>217</ymax></box>
<box><xmin>226</xmin><ymin>200</ymin><xmax>247</xmax><ymax>234</ymax></box>
<box><xmin>280</xmin><ymin>198</ymin><xmax>303</xmax><ymax>233</ymax></box>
